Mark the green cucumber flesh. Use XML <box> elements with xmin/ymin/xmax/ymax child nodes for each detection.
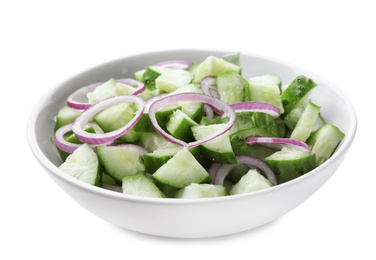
<box><xmin>175</xmin><ymin>183</ymin><xmax>226</xmax><ymax>198</ymax></box>
<box><xmin>217</xmin><ymin>71</ymin><xmax>247</xmax><ymax>104</ymax></box>
<box><xmin>155</xmin><ymin>69</ymin><xmax>193</xmax><ymax>93</ymax></box>
<box><xmin>230</xmin><ymin>169</ymin><xmax>273</xmax><ymax>195</ymax></box>
<box><xmin>280</xmin><ymin>75</ymin><xmax>317</xmax><ymax>117</ymax></box>
<box><xmin>97</xmin><ymin>145</ymin><xmax>144</xmax><ymax>183</ymax></box>
<box><xmin>122</xmin><ymin>173</ymin><xmax>165</xmax><ymax>198</ymax></box>
<box><xmin>59</xmin><ymin>143</ymin><xmax>102</xmax><ymax>186</ymax></box>
<box><xmin>265</xmin><ymin>148</ymin><xmax>317</xmax><ymax>184</ymax></box>
<box><xmin>306</xmin><ymin>124</ymin><xmax>345</xmax><ymax>165</ymax></box>
<box><xmin>192</xmin><ymin>123</ymin><xmax>237</xmax><ymax>164</ymax></box>
<box><xmin>289</xmin><ymin>100</ymin><xmax>320</xmax><ymax>142</ymax></box>
<box><xmin>152</xmin><ymin>148</ymin><xmax>210</xmax><ymax>189</ymax></box>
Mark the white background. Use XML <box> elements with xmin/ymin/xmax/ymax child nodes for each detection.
<box><xmin>1</xmin><ymin>0</ymin><xmax>374</xmax><ymax>259</ymax></box>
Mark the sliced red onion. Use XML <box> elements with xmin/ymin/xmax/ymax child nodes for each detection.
<box><xmin>54</xmin><ymin>122</ymin><xmax>111</xmax><ymax>153</ymax></box>
<box><xmin>230</xmin><ymin>102</ymin><xmax>280</xmax><ymax>118</ymax></box>
<box><xmin>200</xmin><ymin>76</ymin><xmax>220</xmax><ymax>98</ymax></box>
<box><xmin>246</xmin><ymin>137</ymin><xmax>310</xmax><ymax>152</ymax></box>
<box><xmin>144</xmin><ymin>93</ymin><xmax>169</xmax><ymax>113</ymax></box>
<box><xmin>72</xmin><ymin>95</ymin><xmax>145</xmax><ymax>144</ymax></box>
<box><xmin>203</xmin><ymin>104</ymin><xmax>214</xmax><ymax>118</ymax></box>
<box><xmin>117</xmin><ymin>78</ymin><xmax>146</xmax><ymax>95</ymax></box>
<box><xmin>67</xmin><ymin>79</ymin><xmax>145</xmax><ymax>110</ymax></box>
<box><xmin>213</xmin><ymin>155</ymin><xmax>277</xmax><ymax>186</ymax></box>
<box><xmin>208</xmin><ymin>162</ymin><xmax>222</xmax><ymax>181</ymax></box>
<box><xmin>148</xmin><ymin>93</ymin><xmax>236</xmax><ymax>148</ymax></box>
<box><xmin>67</xmin><ymin>82</ymin><xmax>102</xmax><ymax>110</ymax></box>
<box><xmin>153</xmin><ymin>60</ymin><xmax>189</xmax><ymax>70</ymax></box>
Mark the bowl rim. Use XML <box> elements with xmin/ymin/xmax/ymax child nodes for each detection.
<box><xmin>27</xmin><ymin>48</ymin><xmax>357</xmax><ymax>205</ymax></box>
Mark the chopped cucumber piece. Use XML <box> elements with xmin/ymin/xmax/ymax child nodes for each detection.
<box><xmin>222</xmin><ymin>52</ymin><xmax>241</xmax><ymax>66</ymax></box>
<box><xmin>54</xmin><ymin>106</ymin><xmax>81</xmax><ymax>131</ymax></box>
<box><xmin>87</xmin><ymin>78</ymin><xmax>118</xmax><ymax>104</ymax></box>
<box><xmin>93</xmin><ymin>102</ymin><xmax>137</xmax><ymax>143</ymax></box>
<box><xmin>265</xmin><ymin>148</ymin><xmax>317</xmax><ymax>184</ymax></box>
<box><xmin>134</xmin><ymin>69</ymin><xmax>146</xmax><ymax>82</ymax></box>
<box><xmin>97</xmin><ymin>145</ymin><xmax>144</xmax><ymax>183</ymax></box>
<box><xmin>192</xmin><ymin>124</ymin><xmax>237</xmax><ymax>164</ymax></box>
<box><xmin>142</xmin><ymin>66</ymin><xmax>172</xmax><ymax>90</ymax></box>
<box><xmin>143</xmin><ymin>145</ymin><xmax>183</xmax><ymax>174</ymax></box>
<box><xmin>280</xmin><ymin>75</ymin><xmax>317</xmax><ymax>117</ymax></box>
<box><xmin>245</xmin><ymin>74</ymin><xmax>284</xmax><ymax>113</ymax></box>
<box><xmin>168</xmin><ymin>84</ymin><xmax>204</xmax><ymax>121</ymax></box>
<box><xmin>229</xmin><ymin>111</ymin><xmax>280</xmax><ymax>138</ymax></box>
<box><xmin>122</xmin><ymin>173</ymin><xmax>165</xmax><ymax>198</ymax></box>
<box><xmin>155</xmin><ymin>69</ymin><xmax>193</xmax><ymax>93</ymax></box>
<box><xmin>306</xmin><ymin>124</ymin><xmax>345</xmax><ymax>165</ymax></box>
<box><xmin>217</xmin><ymin>71</ymin><xmax>247</xmax><ymax>104</ymax></box>
<box><xmin>166</xmin><ymin>109</ymin><xmax>198</xmax><ymax>142</ymax></box>
<box><xmin>152</xmin><ymin>148</ymin><xmax>210</xmax><ymax>189</ymax></box>
<box><xmin>193</xmin><ymin>56</ymin><xmax>241</xmax><ymax>83</ymax></box>
<box><xmin>230</xmin><ymin>169</ymin><xmax>273</xmax><ymax>195</ymax></box>
<box><xmin>59</xmin><ymin>143</ymin><xmax>102</xmax><ymax>186</ymax></box>
<box><xmin>175</xmin><ymin>183</ymin><xmax>226</xmax><ymax>198</ymax></box>
<box><xmin>289</xmin><ymin>101</ymin><xmax>320</xmax><ymax>142</ymax></box>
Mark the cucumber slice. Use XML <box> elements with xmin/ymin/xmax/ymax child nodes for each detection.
<box><xmin>306</xmin><ymin>124</ymin><xmax>345</xmax><ymax>165</ymax></box>
<box><xmin>134</xmin><ymin>69</ymin><xmax>146</xmax><ymax>82</ymax></box>
<box><xmin>217</xmin><ymin>71</ymin><xmax>247</xmax><ymax>104</ymax></box>
<box><xmin>87</xmin><ymin>78</ymin><xmax>118</xmax><ymax>104</ymax></box>
<box><xmin>142</xmin><ymin>66</ymin><xmax>172</xmax><ymax>90</ymax></box>
<box><xmin>166</xmin><ymin>109</ymin><xmax>198</xmax><ymax>142</ymax></box>
<box><xmin>168</xmin><ymin>84</ymin><xmax>204</xmax><ymax>121</ymax></box>
<box><xmin>175</xmin><ymin>183</ymin><xmax>226</xmax><ymax>199</ymax></box>
<box><xmin>59</xmin><ymin>143</ymin><xmax>102</xmax><ymax>186</ymax></box>
<box><xmin>97</xmin><ymin>145</ymin><xmax>144</xmax><ymax>183</ymax></box>
<box><xmin>155</xmin><ymin>69</ymin><xmax>193</xmax><ymax>93</ymax></box>
<box><xmin>280</xmin><ymin>75</ymin><xmax>317</xmax><ymax>117</ymax></box>
<box><xmin>289</xmin><ymin>101</ymin><xmax>320</xmax><ymax>142</ymax></box>
<box><xmin>265</xmin><ymin>148</ymin><xmax>317</xmax><ymax>184</ymax></box>
<box><xmin>143</xmin><ymin>145</ymin><xmax>183</xmax><ymax>174</ymax></box>
<box><xmin>229</xmin><ymin>111</ymin><xmax>280</xmax><ymax>138</ymax></box>
<box><xmin>93</xmin><ymin>102</ymin><xmax>136</xmax><ymax>143</ymax></box>
<box><xmin>54</xmin><ymin>106</ymin><xmax>81</xmax><ymax>131</ymax></box>
<box><xmin>122</xmin><ymin>173</ymin><xmax>165</xmax><ymax>198</ymax></box>
<box><xmin>222</xmin><ymin>52</ymin><xmax>241</xmax><ymax>66</ymax></box>
<box><xmin>139</xmin><ymin>132</ymin><xmax>177</xmax><ymax>152</ymax></box>
<box><xmin>94</xmin><ymin>103</ymin><xmax>135</xmax><ymax>131</ymax></box>
<box><xmin>283</xmin><ymin>96</ymin><xmax>310</xmax><ymax>130</ymax></box>
<box><xmin>230</xmin><ymin>137</ymin><xmax>277</xmax><ymax>159</ymax></box>
<box><xmin>152</xmin><ymin>148</ymin><xmax>210</xmax><ymax>189</ymax></box>
<box><xmin>245</xmin><ymin>74</ymin><xmax>284</xmax><ymax>114</ymax></box>
<box><xmin>193</xmin><ymin>56</ymin><xmax>242</xmax><ymax>83</ymax></box>
<box><xmin>230</xmin><ymin>169</ymin><xmax>273</xmax><ymax>195</ymax></box>
<box><xmin>192</xmin><ymin>123</ymin><xmax>237</xmax><ymax>164</ymax></box>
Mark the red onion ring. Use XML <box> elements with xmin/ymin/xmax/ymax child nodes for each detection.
<box><xmin>148</xmin><ymin>93</ymin><xmax>236</xmax><ymax>148</ymax></box>
<box><xmin>72</xmin><ymin>95</ymin><xmax>145</xmax><ymax>144</ymax></box>
<box><xmin>246</xmin><ymin>137</ymin><xmax>310</xmax><ymax>152</ymax></box>
<box><xmin>67</xmin><ymin>82</ymin><xmax>102</xmax><ymax>110</ymax></box>
<box><xmin>117</xmin><ymin>78</ymin><xmax>146</xmax><ymax>95</ymax></box>
<box><xmin>153</xmin><ymin>60</ymin><xmax>189</xmax><ymax>70</ymax></box>
<box><xmin>67</xmin><ymin>79</ymin><xmax>145</xmax><ymax>110</ymax></box>
<box><xmin>213</xmin><ymin>155</ymin><xmax>277</xmax><ymax>186</ymax></box>
<box><xmin>54</xmin><ymin>123</ymin><xmax>111</xmax><ymax>153</ymax></box>
<box><xmin>230</xmin><ymin>102</ymin><xmax>280</xmax><ymax>118</ymax></box>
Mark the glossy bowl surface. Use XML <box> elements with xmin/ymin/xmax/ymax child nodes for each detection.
<box><xmin>27</xmin><ymin>50</ymin><xmax>357</xmax><ymax>238</ymax></box>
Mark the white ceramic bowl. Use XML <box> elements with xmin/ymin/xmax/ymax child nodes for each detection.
<box><xmin>27</xmin><ymin>50</ymin><xmax>357</xmax><ymax>238</ymax></box>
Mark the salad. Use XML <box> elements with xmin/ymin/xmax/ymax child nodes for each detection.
<box><xmin>53</xmin><ymin>53</ymin><xmax>345</xmax><ymax>199</ymax></box>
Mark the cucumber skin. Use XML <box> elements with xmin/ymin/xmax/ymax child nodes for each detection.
<box><xmin>265</xmin><ymin>153</ymin><xmax>317</xmax><ymax>184</ymax></box>
<box><xmin>230</xmin><ymin>112</ymin><xmax>280</xmax><ymax>138</ymax></box>
<box><xmin>306</xmin><ymin>124</ymin><xmax>345</xmax><ymax>165</ymax></box>
<box><xmin>280</xmin><ymin>75</ymin><xmax>317</xmax><ymax>118</ymax></box>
